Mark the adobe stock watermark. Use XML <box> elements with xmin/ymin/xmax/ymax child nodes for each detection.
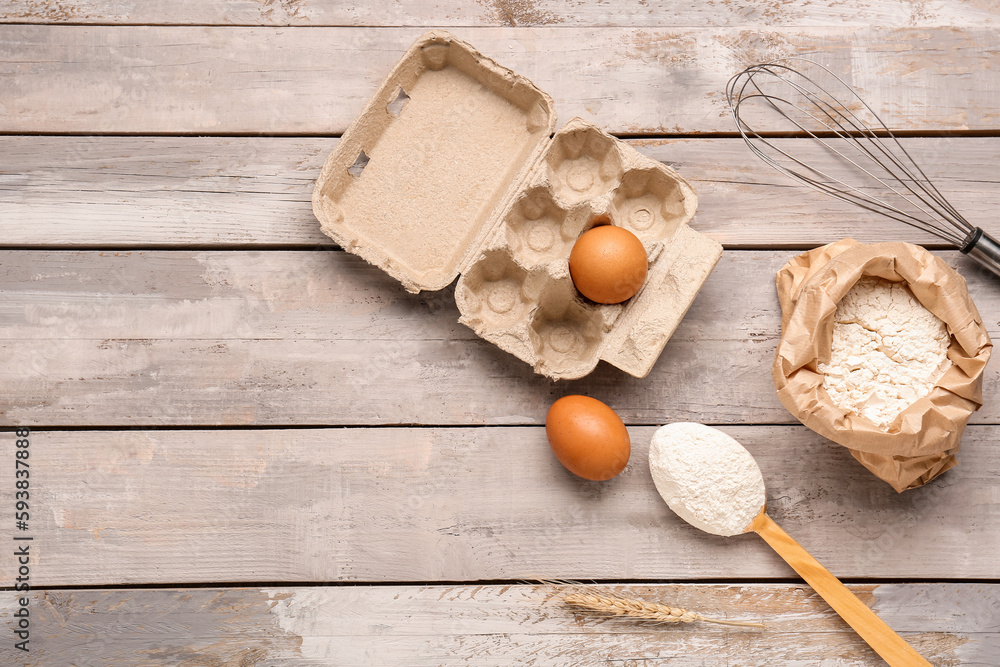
<box><xmin>11</xmin><ymin>428</ymin><xmax>33</xmax><ymax>653</ymax></box>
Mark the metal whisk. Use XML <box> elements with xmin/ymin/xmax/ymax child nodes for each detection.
<box><xmin>726</xmin><ymin>58</ymin><xmax>1000</xmax><ymax>277</ymax></box>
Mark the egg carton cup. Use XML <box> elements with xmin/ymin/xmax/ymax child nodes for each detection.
<box><xmin>313</xmin><ymin>31</ymin><xmax>722</xmax><ymax>380</ymax></box>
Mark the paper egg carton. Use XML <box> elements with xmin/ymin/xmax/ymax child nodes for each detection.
<box><xmin>313</xmin><ymin>31</ymin><xmax>722</xmax><ymax>380</ymax></box>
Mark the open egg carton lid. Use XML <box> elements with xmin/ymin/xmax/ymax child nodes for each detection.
<box><xmin>312</xmin><ymin>31</ymin><xmax>555</xmax><ymax>292</ymax></box>
<box><xmin>313</xmin><ymin>31</ymin><xmax>722</xmax><ymax>379</ymax></box>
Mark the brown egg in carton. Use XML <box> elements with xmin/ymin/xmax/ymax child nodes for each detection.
<box><xmin>313</xmin><ymin>31</ymin><xmax>722</xmax><ymax>379</ymax></box>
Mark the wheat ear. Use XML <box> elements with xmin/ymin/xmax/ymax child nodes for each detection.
<box><xmin>563</xmin><ymin>591</ymin><xmax>766</xmax><ymax>629</ymax></box>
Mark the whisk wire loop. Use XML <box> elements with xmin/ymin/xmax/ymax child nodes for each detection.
<box><xmin>726</xmin><ymin>58</ymin><xmax>979</xmax><ymax>249</ymax></box>
<box><xmin>731</xmin><ymin>75</ymin><xmax>947</xmax><ymax>240</ymax></box>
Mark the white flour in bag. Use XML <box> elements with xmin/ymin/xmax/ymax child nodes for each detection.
<box><xmin>818</xmin><ymin>277</ymin><xmax>951</xmax><ymax>429</ymax></box>
<box><xmin>649</xmin><ymin>423</ymin><xmax>766</xmax><ymax>537</ymax></box>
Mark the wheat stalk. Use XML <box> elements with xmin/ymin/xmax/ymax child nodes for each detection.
<box><xmin>561</xmin><ymin>590</ymin><xmax>766</xmax><ymax>629</ymax></box>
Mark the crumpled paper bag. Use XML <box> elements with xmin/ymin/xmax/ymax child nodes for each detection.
<box><xmin>772</xmin><ymin>238</ymin><xmax>992</xmax><ymax>492</ymax></box>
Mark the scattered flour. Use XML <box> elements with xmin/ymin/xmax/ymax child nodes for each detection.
<box><xmin>818</xmin><ymin>277</ymin><xmax>951</xmax><ymax>429</ymax></box>
<box><xmin>648</xmin><ymin>423</ymin><xmax>766</xmax><ymax>537</ymax></box>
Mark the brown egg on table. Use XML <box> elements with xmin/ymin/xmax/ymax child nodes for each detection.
<box><xmin>545</xmin><ymin>395</ymin><xmax>631</xmax><ymax>481</ymax></box>
<box><xmin>569</xmin><ymin>224</ymin><xmax>648</xmax><ymax>304</ymax></box>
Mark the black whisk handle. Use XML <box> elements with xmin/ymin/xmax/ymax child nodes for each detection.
<box><xmin>961</xmin><ymin>228</ymin><xmax>1000</xmax><ymax>278</ymax></box>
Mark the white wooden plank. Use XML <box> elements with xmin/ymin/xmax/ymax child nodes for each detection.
<box><xmin>3</xmin><ymin>135</ymin><xmax>997</xmax><ymax>247</ymax></box>
<box><xmin>2</xmin><ymin>0</ymin><xmax>999</xmax><ymax>28</ymax></box>
<box><xmin>1</xmin><ymin>584</ymin><xmax>995</xmax><ymax>665</ymax></box>
<box><xmin>1</xmin><ymin>249</ymin><xmax>997</xmax><ymax>426</ymax></box>
<box><xmin>2</xmin><ymin>26</ymin><xmax>999</xmax><ymax>134</ymax></box>
<box><xmin>0</xmin><ymin>425</ymin><xmax>997</xmax><ymax>585</ymax></box>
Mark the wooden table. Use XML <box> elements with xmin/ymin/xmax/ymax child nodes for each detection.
<box><xmin>2</xmin><ymin>3</ymin><xmax>999</xmax><ymax>664</ymax></box>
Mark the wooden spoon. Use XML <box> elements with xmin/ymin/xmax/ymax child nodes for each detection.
<box><xmin>745</xmin><ymin>506</ymin><xmax>931</xmax><ymax>667</ymax></box>
<box><xmin>648</xmin><ymin>422</ymin><xmax>930</xmax><ymax>666</ymax></box>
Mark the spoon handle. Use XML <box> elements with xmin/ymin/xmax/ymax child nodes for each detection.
<box><xmin>749</xmin><ymin>512</ymin><xmax>931</xmax><ymax>666</ymax></box>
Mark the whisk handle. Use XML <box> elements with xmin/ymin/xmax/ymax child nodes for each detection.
<box><xmin>961</xmin><ymin>228</ymin><xmax>1000</xmax><ymax>279</ymax></box>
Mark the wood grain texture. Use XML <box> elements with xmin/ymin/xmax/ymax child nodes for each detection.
<box><xmin>1</xmin><ymin>249</ymin><xmax>997</xmax><ymax>427</ymax></box>
<box><xmin>2</xmin><ymin>26</ymin><xmax>999</xmax><ymax>134</ymax></box>
<box><xmin>2</xmin><ymin>0</ymin><xmax>999</xmax><ymax>28</ymax></box>
<box><xmin>1</xmin><ymin>583</ymin><xmax>996</xmax><ymax>666</ymax></box>
<box><xmin>749</xmin><ymin>512</ymin><xmax>932</xmax><ymax>666</ymax></box>
<box><xmin>3</xmin><ymin>135</ymin><xmax>998</xmax><ymax>248</ymax></box>
<box><xmin>0</xmin><ymin>8</ymin><xmax>996</xmax><ymax>662</ymax></box>
<box><xmin>0</xmin><ymin>425</ymin><xmax>997</xmax><ymax>585</ymax></box>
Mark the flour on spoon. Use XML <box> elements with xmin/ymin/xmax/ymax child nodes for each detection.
<box><xmin>648</xmin><ymin>422</ymin><xmax>765</xmax><ymax>537</ymax></box>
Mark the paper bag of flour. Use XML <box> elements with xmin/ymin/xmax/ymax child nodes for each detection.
<box><xmin>773</xmin><ymin>239</ymin><xmax>992</xmax><ymax>492</ymax></box>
